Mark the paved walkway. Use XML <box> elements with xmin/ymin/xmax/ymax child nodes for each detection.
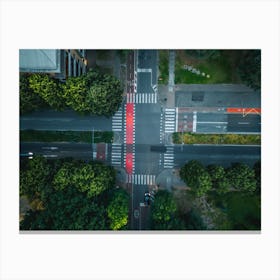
<box><xmin>168</xmin><ymin>50</ymin><xmax>175</xmax><ymax>92</ymax></box>
<box><xmin>156</xmin><ymin>169</ymin><xmax>186</xmax><ymax>192</ymax></box>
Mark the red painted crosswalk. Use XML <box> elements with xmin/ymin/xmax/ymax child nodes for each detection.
<box><xmin>125</xmin><ymin>103</ymin><xmax>134</xmax><ymax>174</ymax></box>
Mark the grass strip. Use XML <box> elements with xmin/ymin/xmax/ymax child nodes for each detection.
<box><xmin>158</xmin><ymin>50</ymin><xmax>169</xmax><ymax>85</ymax></box>
<box><xmin>173</xmin><ymin>132</ymin><xmax>261</xmax><ymax>145</ymax></box>
<box><xmin>20</xmin><ymin>130</ymin><xmax>113</xmax><ymax>143</ymax></box>
<box><xmin>94</xmin><ymin>131</ymin><xmax>113</xmax><ymax>143</ymax></box>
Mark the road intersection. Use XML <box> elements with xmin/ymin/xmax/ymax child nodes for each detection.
<box><xmin>20</xmin><ymin>50</ymin><xmax>261</xmax><ymax>230</ymax></box>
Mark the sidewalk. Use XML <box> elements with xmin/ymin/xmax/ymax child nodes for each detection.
<box><xmin>156</xmin><ymin>169</ymin><xmax>187</xmax><ymax>192</ymax></box>
<box><xmin>175</xmin><ymin>84</ymin><xmax>260</xmax><ymax>108</ymax></box>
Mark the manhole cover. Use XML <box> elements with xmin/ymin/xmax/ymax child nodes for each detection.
<box><xmin>192</xmin><ymin>91</ymin><xmax>204</xmax><ymax>102</ymax></box>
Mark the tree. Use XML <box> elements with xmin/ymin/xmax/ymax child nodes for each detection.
<box><xmin>87</xmin><ymin>79</ymin><xmax>123</xmax><ymax>117</ymax></box>
<box><xmin>151</xmin><ymin>190</ymin><xmax>177</xmax><ymax>230</ymax></box>
<box><xmin>226</xmin><ymin>193</ymin><xmax>261</xmax><ymax>230</ymax></box>
<box><xmin>207</xmin><ymin>165</ymin><xmax>230</xmax><ymax>194</ymax></box>
<box><xmin>20</xmin><ymin>156</ymin><xmax>51</xmax><ymax>201</ymax></box>
<box><xmin>53</xmin><ymin>161</ymin><xmax>115</xmax><ymax>198</ymax></box>
<box><xmin>180</xmin><ymin>160</ymin><xmax>212</xmax><ymax>196</ymax></box>
<box><xmin>62</xmin><ymin>75</ymin><xmax>91</xmax><ymax>114</ymax></box>
<box><xmin>20</xmin><ymin>74</ymin><xmax>47</xmax><ymax>114</ymax></box>
<box><xmin>21</xmin><ymin>185</ymin><xmax>107</xmax><ymax>230</ymax></box>
<box><xmin>52</xmin><ymin>162</ymin><xmax>76</xmax><ymax>191</ymax></box>
<box><xmin>28</xmin><ymin>74</ymin><xmax>65</xmax><ymax>110</ymax></box>
<box><xmin>20</xmin><ymin>157</ymin><xmax>124</xmax><ymax>230</ymax></box>
<box><xmin>107</xmin><ymin>188</ymin><xmax>129</xmax><ymax>230</ymax></box>
<box><xmin>62</xmin><ymin>70</ymin><xmax>123</xmax><ymax>116</ymax></box>
<box><xmin>237</xmin><ymin>50</ymin><xmax>261</xmax><ymax>91</ymax></box>
<box><xmin>253</xmin><ymin>161</ymin><xmax>261</xmax><ymax>194</ymax></box>
<box><xmin>226</xmin><ymin>163</ymin><xmax>257</xmax><ymax>192</ymax></box>
<box><xmin>184</xmin><ymin>209</ymin><xmax>206</xmax><ymax>230</ymax></box>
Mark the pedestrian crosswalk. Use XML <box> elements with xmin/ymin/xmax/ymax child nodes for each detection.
<box><xmin>126</xmin><ymin>93</ymin><xmax>157</xmax><ymax>104</ymax></box>
<box><xmin>126</xmin><ymin>174</ymin><xmax>156</xmax><ymax>185</ymax></box>
<box><xmin>137</xmin><ymin>68</ymin><xmax>152</xmax><ymax>73</ymax></box>
<box><xmin>152</xmin><ymin>84</ymin><xmax>157</xmax><ymax>93</ymax></box>
<box><xmin>112</xmin><ymin>107</ymin><xmax>123</xmax><ymax>132</ymax></box>
<box><xmin>111</xmin><ymin>143</ymin><xmax>122</xmax><ymax>166</ymax></box>
<box><xmin>164</xmin><ymin>108</ymin><xmax>176</xmax><ymax>133</ymax></box>
<box><xmin>163</xmin><ymin>145</ymin><xmax>174</xmax><ymax>169</ymax></box>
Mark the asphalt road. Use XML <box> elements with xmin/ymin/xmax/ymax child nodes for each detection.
<box><xmin>196</xmin><ymin>112</ymin><xmax>228</xmax><ymax>133</ymax></box>
<box><xmin>178</xmin><ymin>111</ymin><xmax>261</xmax><ymax>134</ymax></box>
<box><xmin>20</xmin><ymin>110</ymin><xmax>112</xmax><ymax>131</ymax></box>
<box><xmin>227</xmin><ymin>114</ymin><xmax>261</xmax><ymax>133</ymax></box>
<box><xmin>134</xmin><ymin>82</ymin><xmax>160</xmax><ymax>174</ymax></box>
<box><xmin>20</xmin><ymin>142</ymin><xmax>94</xmax><ymax>161</ymax></box>
<box><xmin>131</xmin><ymin>50</ymin><xmax>159</xmax><ymax>230</ymax></box>
<box><xmin>137</xmin><ymin>72</ymin><xmax>153</xmax><ymax>93</ymax></box>
<box><xmin>137</xmin><ymin>50</ymin><xmax>158</xmax><ymax>85</ymax></box>
<box><xmin>173</xmin><ymin>144</ymin><xmax>260</xmax><ymax>168</ymax></box>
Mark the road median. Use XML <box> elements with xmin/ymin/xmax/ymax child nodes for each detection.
<box><xmin>20</xmin><ymin>130</ymin><xmax>113</xmax><ymax>143</ymax></box>
<box><xmin>173</xmin><ymin>132</ymin><xmax>261</xmax><ymax>145</ymax></box>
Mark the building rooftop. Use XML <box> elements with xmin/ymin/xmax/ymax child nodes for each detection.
<box><xmin>19</xmin><ymin>49</ymin><xmax>61</xmax><ymax>73</ymax></box>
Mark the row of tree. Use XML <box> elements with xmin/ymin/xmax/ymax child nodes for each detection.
<box><xmin>20</xmin><ymin>157</ymin><xmax>129</xmax><ymax>230</ymax></box>
<box><xmin>150</xmin><ymin>160</ymin><xmax>261</xmax><ymax>230</ymax></box>
<box><xmin>150</xmin><ymin>190</ymin><xmax>205</xmax><ymax>230</ymax></box>
<box><xmin>179</xmin><ymin>160</ymin><xmax>260</xmax><ymax>197</ymax></box>
<box><xmin>20</xmin><ymin>70</ymin><xmax>124</xmax><ymax>116</ymax></box>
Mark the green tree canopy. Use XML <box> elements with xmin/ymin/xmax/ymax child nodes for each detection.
<box><xmin>20</xmin><ymin>74</ymin><xmax>47</xmax><ymax>114</ymax></box>
<box><xmin>253</xmin><ymin>161</ymin><xmax>261</xmax><ymax>194</ymax></box>
<box><xmin>151</xmin><ymin>190</ymin><xmax>177</xmax><ymax>230</ymax></box>
<box><xmin>107</xmin><ymin>188</ymin><xmax>129</xmax><ymax>230</ymax></box>
<box><xmin>207</xmin><ymin>165</ymin><xmax>230</xmax><ymax>194</ymax></box>
<box><xmin>62</xmin><ymin>75</ymin><xmax>91</xmax><ymax>113</ymax></box>
<box><xmin>226</xmin><ymin>193</ymin><xmax>261</xmax><ymax>230</ymax></box>
<box><xmin>62</xmin><ymin>70</ymin><xmax>123</xmax><ymax>116</ymax></box>
<box><xmin>28</xmin><ymin>74</ymin><xmax>65</xmax><ymax>110</ymax></box>
<box><xmin>21</xmin><ymin>185</ymin><xmax>107</xmax><ymax>230</ymax></box>
<box><xmin>226</xmin><ymin>163</ymin><xmax>257</xmax><ymax>192</ymax></box>
<box><xmin>180</xmin><ymin>160</ymin><xmax>212</xmax><ymax>196</ymax></box>
<box><xmin>237</xmin><ymin>50</ymin><xmax>261</xmax><ymax>91</ymax></box>
<box><xmin>52</xmin><ymin>161</ymin><xmax>115</xmax><ymax>197</ymax></box>
<box><xmin>20</xmin><ymin>156</ymin><xmax>51</xmax><ymax>201</ymax></box>
<box><xmin>20</xmin><ymin>158</ymin><xmax>119</xmax><ymax>230</ymax></box>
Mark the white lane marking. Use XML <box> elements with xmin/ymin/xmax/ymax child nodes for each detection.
<box><xmin>238</xmin><ymin>122</ymin><xmax>250</xmax><ymax>125</ymax></box>
<box><xmin>147</xmin><ymin>175</ymin><xmax>150</xmax><ymax>185</ymax></box>
<box><xmin>196</xmin><ymin>121</ymin><xmax>228</xmax><ymax>124</ymax></box>
<box><xmin>42</xmin><ymin>147</ymin><xmax>58</xmax><ymax>150</ymax></box>
<box><xmin>136</xmin><ymin>94</ymin><xmax>138</xmax><ymax>103</ymax></box>
<box><xmin>43</xmin><ymin>154</ymin><xmax>58</xmax><ymax>158</ymax></box>
<box><xmin>193</xmin><ymin>111</ymin><xmax>197</xmax><ymax>132</ymax></box>
<box><xmin>175</xmin><ymin>107</ymin><xmax>178</xmax><ymax>132</ymax></box>
<box><xmin>137</xmin><ymin>68</ymin><xmax>152</xmax><ymax>72</ymax></box>
<box><xmin>152</xmin><ymin>175</ymin><xmax>155</xmax><ymax>185</ymax></box>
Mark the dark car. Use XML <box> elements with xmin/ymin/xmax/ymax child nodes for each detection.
<box><xmin>150</xmin><ymin>145</ymin><xmax>167</xmax><ymax>153</ymax></box>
